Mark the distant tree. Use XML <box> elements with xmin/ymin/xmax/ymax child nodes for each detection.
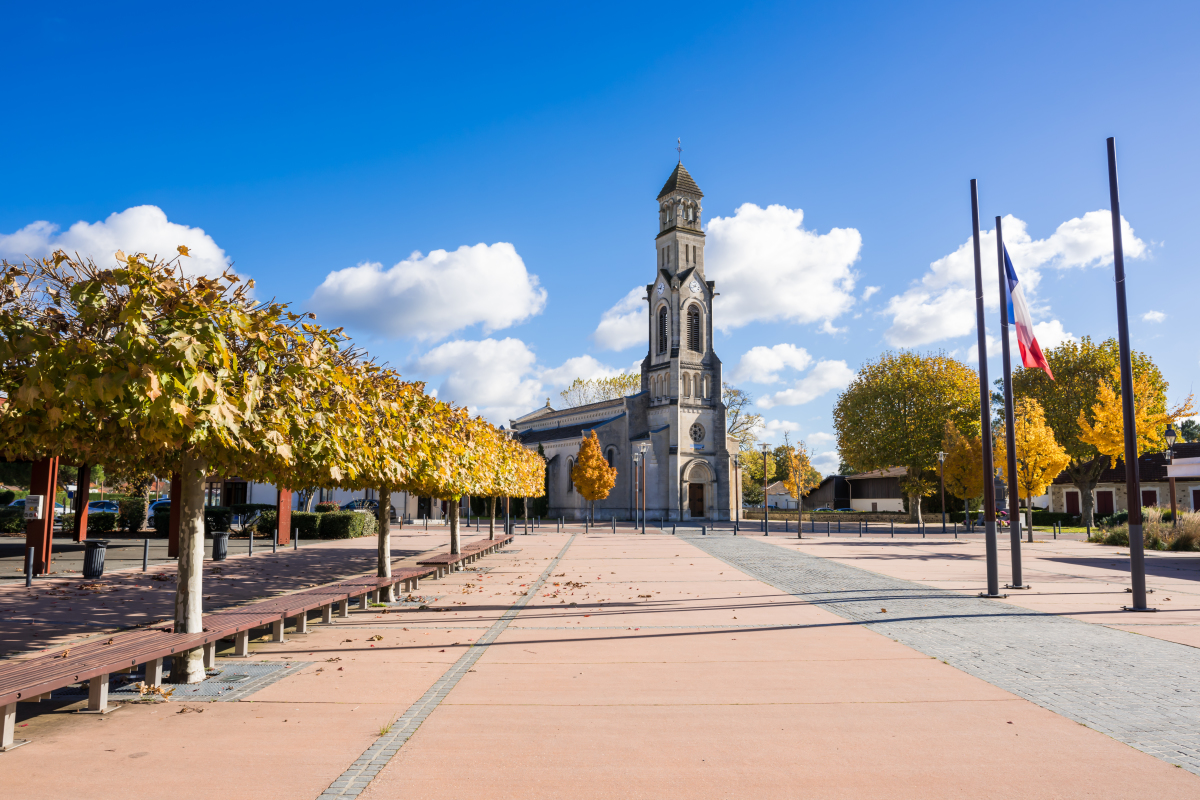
<box><xmin>529</xmin><ymin>443</ymin><xmax>550</xmax><ymax>517</ymax></box>
<box><xmin>739</xmin><ymin>448</ymin><xmax>776</xmax><ymax>506</ymax></box>
<box><xmin>1181</xmin><ymin>419</ymin><xmax>1200</xmax><ymax>443</ymax></box>
<box><xmin>559</xmin><ymin>374</ymin><xmax>641</xmax><ymax>408</ymax></box>
<box><xmin>782</xmin><ymin>439</ymin><xmax>820</xmax><ymax>508</ymax></box>
<box><xmin>724</xmin><ymin>383</ymin><xmax>763</xmax><ymax>450</ymax></box>
<box><xmin>1077</xmin><ymin>368</ymin><xmax>1193</xmax><ymax>464</ymax></box>
<box><xmin>941</xmin><ymin>420</ymin><xmax>985</xmax><ymax>515</ymax></box>
<box><xmin>994</xmin><ymin>398</ymin><xmax>1071</xmax><ymax>534</ymax></box>
<box><xmin>834</xmin><ymin>351</ymin><xmax>979</xmax><ymax>523</ymax></box>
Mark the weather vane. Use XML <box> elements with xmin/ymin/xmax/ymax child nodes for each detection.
<box><xmin>676</xmin><ymin>137</ymin><xmax>682</xmax><ymax>159</ymax></box>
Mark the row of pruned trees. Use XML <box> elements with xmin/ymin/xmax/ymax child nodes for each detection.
<box><xmin>0</xmin><ymin>249</ymin><xmax>543</xmax><ymax>682</ymax></box>
<box><xmin>834</xmin><ymin>343</ymin><xmax>1192</xmax><ymax>525</ymax></box>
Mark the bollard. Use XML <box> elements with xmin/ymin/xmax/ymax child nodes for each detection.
<box><xmin>143</xmin><ymin>538</ymin><xmax>150</xmax><ymax>572</ymax></box>
<box><xmin>837</xmin><ymin>519</ymin><xmax>841</xmax><ymax>533</ymax></box>
<box><xmin>858</xmin><ymin>521</ymin><xmax>862</xmax><ymax>538</ymax></box>
<box><xmin>273</xmin><ymin>530</ymin><xmax>278</xmax><ymax>554</ymax></box>
<box><xmin>921</xmin><ymin>523</ymin><xmax>925</xmax><ymax>539</ymax></box>
<box><xmin>249</xmin><ymin>530</ymin><xmax>254</xmax><ymax>557</ymax></box>
<box><xmin>612</xmin><ymin>518</ymin><xmax>616</xmax><ymax>534</ymax></box>
<box><xmin>890</xmin><ymin>520</ymin><xmax>894</xmax><ymax>536</ymax></box>
<box><xmin>293</xmin><ymin>526</ymin><xmax>298</xmax><ymax>550</ymax></box>
<box><xmin>826</xmin><ymin>520</ymin><xmax>830</xmax><ymax>536</ymax></box>
<box><xmin>702</xmin><ymin>525</ymin><xmax>706</xmax><ymax>536</ymax></box>
<box><xmin>1086</xmin><ymin>524</ymin><xmax>1090</xmax><ymax>539</ymax></box>
<box><xmin>672</xmin><ymin>524</ymin><xmax>676</xmax><ymax>535</ymax></box>
<box><xmin>1054</xmin><ymin>522</ymin><xmax>1057</xmax><ymax>540</ymax></box>
<box><xmin>25</xmin><ymin>547</ymin><xmax>34</xmax><ymax>587</ymax></box>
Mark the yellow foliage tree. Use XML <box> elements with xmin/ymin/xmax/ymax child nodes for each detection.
<box><xmin>782</xmin><ymin>441</ymin><xmax>820</xmax><ymax>506</ymax></box>
<box><xmin>571</xmin><ymin>430</ymin><xmax>617</xmax><ymax>522</ymax></box>
<box><xmin>1077</xmin><ymin>368</ymin><xmax>1195</xmax><ymax>464</ymax></box>
<box><xmin>995</xmin><ymin>398</ymin><xmax>1070</xmax><ymax>534</ymax></box>
<box><xmin>941</xmin><ymin>420</ymin><xmax>985</xmax><ymax>516</ymax></box>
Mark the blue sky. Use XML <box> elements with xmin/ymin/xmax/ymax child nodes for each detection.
<box><xmin>3</xmin><ymin>1</ymin><xmax>1197</xmax><ymax>472</ymax></box>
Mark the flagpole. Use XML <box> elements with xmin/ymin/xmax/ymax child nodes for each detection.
<box><xmin>1107</xmin><ymin>137</ymin><xmax>1152</xmax><ymax>612</ymax></box>
<box><xmin>996</xmin><ymin>217</ymin><xmax>1029</xmax><ymax>589</ymax></box>
<box><xmin>971</xmin><ymin>180</ymin><xmax>1003</xmax><ymax>598</ymax></box>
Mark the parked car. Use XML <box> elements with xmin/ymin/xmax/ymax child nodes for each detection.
<box><xmin>813</xmin><ymin>506</ymin><xmax>834</xmax><ymax>512</ymax></box>
<box><xmin>88</xmin><ymin>500</ymin><xmax>120</xmax><ymax>514</ymax></box>
<box><xmin>148</xmin><ymin>499</ymin><xmax>170</xmax><ymax>516</ymax></box>
<box><xmin>8</xmin><ymin>498</ymin><xmax>67</xmax><ymax>517</ymax></box>
<box><xmin>836</xmin><ymin>507</ymin><xmax>854</xmax><ymax>512</ymax></box>
<box><xmin>340</xmin><ymin>498</ymin><xmax>397</xmax><ymax>521</ymax></box>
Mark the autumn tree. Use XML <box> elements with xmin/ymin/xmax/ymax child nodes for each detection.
<box><xmin>994</xmin><ymin>398</ymin><xmax>1071</xmax><ymax>536</ymax></box>
<box><xmin>559</xmin><ymin>374</ymin><xmax>641</xmax><ymax>408</ymax></box>
<box><xmin>571</xmin><ymin>430</ymin><xmax>617</xmax><ymax>522</ymax></box>
<box><xmin>782</xmin><ymin>439</ymin><xmax>820</xmax><ymax>507</ymax></box>
<box><xmin>834</xmin><ymin>351</ymin><xmax>979</xmax><ymax>522</ymax></box>
<box><xmin>1077</xmin><ymin>368</ymin><xmax>1194</xmax><ymax>465</ymax></box>
<box><xmin>941</xmin><ymin>420</ymin><xmax>986</xmax><ymax>515</ymax></box>
<box><xmin>1012</xmin><ymin>337</ymin><xmax>1174</xmax><ymax>526</ymax></box>
<box><xmin>0</xmin><ymin>249</ymin><xmax>369</xmax><ymax>683</ymax></box>
<box><xmin>739</xmin><ymin>447</ymin><xmax>776</xmax><ymax>506</ymax></box>
<box><xmin>724</xmin><ymin>383</ymin><xmax>763</xmax><ymax>450</ymax></box>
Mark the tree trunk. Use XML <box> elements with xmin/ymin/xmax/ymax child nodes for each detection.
<box><xmin>909</xmin><ymin>493</ymin><xmax>923</xmax><ymax>524</ymax></box>
<box><xmin>1026</xmin><ymin>495</ymin><xmax>1034</xmax><ymax>543</ymax></box>
<box><xmin>304</xmin><ymin>491</ymin><xmax>315</xmax><ymax>512</ymax></box>
<box><xmin>170</xmin><ymin>451</ymin><xmax>207</xmax><ymax>684</ymax></box>
<box><xmin>1067</xmin><ymin>456</ymin><xmax>1107</xmax><ymax>527</ymax></box>
<box><xmin>488</xmin><ymin>496</ymin><xmax>495</xmax><ymax>540</ymax></box>
<box><xmin>377</xmin><ymin>488</ymin><xmax>394</xmax><ymax>603</ymax></box>
<box><xmin>449</xmin><ymin>500</ymin><xmax>460</xmax><ymax>554</ymax></box>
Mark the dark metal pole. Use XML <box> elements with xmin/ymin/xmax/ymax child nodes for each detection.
<box><xmin>143</xmin><ymin>538</ymin><xmax>149</xmax><ymax>572</ymax></box>
<box><xmin>1108</xmin><ymin>137</ymin><xmax>1151</xmax><ymax>612</ymax></box>
<box><xmin>762</xmin><ymin>446</ymin><xmax>770</xmax><ymax>536</ymax></box>
<box><xmin>939</xmin><ymin>459</ymin><xmax>946</xmax><ymax>533</ymax></box>
<box><xmin>641</xmin><ymin>456</ymin><xmax>647</xmax><ymax>534</ymax></box>
<box><xmin>996</xmin><ymin>218</ymin><xmax>1029</xmax><ymax>588</ymax></box>
<box><xmin>25</xmin><ymin>547</ymin><xmax>34</xmax><ymax>587</ymax></box>
<box><xmin>970</xmin><ymin>179</ymin><xmax>1002</xmax><ymax>598</ymax></box>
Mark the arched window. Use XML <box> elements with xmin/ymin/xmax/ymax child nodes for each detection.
<box><xmin>605</xmin><ymin>448</ymin><xmax>615</xmax><ymax>468</ymax></box>
<box><xmin>702</xmin><ymin>374</ymin><xmax>710</xmax><ymax>399</ymax></box>
<box><xmin>683</xmin><ymin>373</ymin><xmax>691</xmax><ymax>397</ymax></box>
<box><xmin>687</xmin><ymin>305</ymin><xmax>701</xmax><ymax>351</ymax></box>
<box><xmin>566</xmin><ymin>459</ymin><xmax>574</xmax><ymax>493</ymax></box>
<box><xmin>657</xmin><ymin>306</ymin><xmax>668</xmax><ymax>354</ymax></box>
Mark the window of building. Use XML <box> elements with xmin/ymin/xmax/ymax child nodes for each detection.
<box><xmin>567</xmin><ymin>459</ymin><xmax>574</xmax><ymax>492</ymax></box>
<box><xmin>683</xmin><ymin>373</ymin><xmax>691</xmax><ymax>397</ymax></box>
<box><xmin>657</xmin><ymin>307</ymin><xmax>668</xmax><ymax>353</ymax></box>
<box><xmin>701</xmin><ymin>374</ymin><xmax>709</xmax><ymax>399</ymax></box>
<box><xmin>687</xmin><ymin>306</ymin><xmax>701</xmax><ymax>351</ymax></box>
<box><xmin>606</xmin><ymin>448</ymin><xmax>615</xmax><ymax>468</ymax></box>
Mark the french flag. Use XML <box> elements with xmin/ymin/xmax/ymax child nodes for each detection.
<box><xmin>1003</xmin><ymin>247</ymin><xmax>1054</xmax><ymax>380</ymax></box>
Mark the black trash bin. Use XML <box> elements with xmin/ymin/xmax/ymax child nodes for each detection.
<box><xmin>211</xmin><ymin>531</ymin><xmax>230</xmax><ymax>561</ymax></box>
<box><xmin>82</xmin><ymin>539</ymin><xmax>109</xmax><ymax>579</ymax></box>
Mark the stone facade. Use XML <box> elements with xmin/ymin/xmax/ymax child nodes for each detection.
<box><xmin>511</xmin><ymin>163</ymin><xmax>738</xmax><ymax>521</ymax></box>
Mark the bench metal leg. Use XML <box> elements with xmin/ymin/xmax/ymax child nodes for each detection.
<box><xmin>146</xmin><ymin>657</ymin><xmax>165</xmax><ymax>683</ymax></box>
<box><xmin>86</xmin><ymin>673</ymin><xmax>110</xmax><ymax>713</ymax></box>
<box><xmin>321</xmin><ymin>604</ymin><xmax>333</xmax><ymax>624</ymax></box>
<box><xmin>203</xmin><ymin>642</ymin><xmax>216</xmax><ymax>669</ymax></box>
<box><xmin>2</xmin><ymin>702</ymin><xmax>29</xmax><ymax>751</ymax></box>
<box><xmin>233</xmin><ymin>632</ymin><xmax>249</xmax><ymax>658</ymax></box>
<box><xmin>295</xmin><ymin>611</ymin><xmax>308</xmax><ymax>634</ymax></box>
<box><xmin>339</xmin><ymin>599</ymin><xmax>350</xmax><ymax>618</ymax></box>
<box><xmin>272</xmin><ymin>619</ymin><xmax>286</xmax><ymax>643</ymax></box>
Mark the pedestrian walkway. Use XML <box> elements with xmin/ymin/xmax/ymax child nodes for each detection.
<box><xmin>689</xmin><ymin>532</ymin><xmax>1200</xmax><ymax>775</ymax></box>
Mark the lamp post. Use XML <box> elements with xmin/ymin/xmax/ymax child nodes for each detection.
<box><xmin>761</xmin><ymin>443</ymin><xmax>770</xmax><ymax>535</ymax></box>
<box><xmin>936</xmin><ymin>451</ymin><xmax>947</xmax><ymax>533</ymax></box>
<box><xmin>637</xmin><ymin>442</ymin><xmax>649</xmax><ymax>534</ymax></box>
<box><xmin>1166</xmin><ymin>423</ymin><xmax>1178</xmax><ymax>529</ymax></box>
<box><xmin>632</xmin><ymin>450</ymin><xmax>641</xmax><ymax>531</ymax></box>
<box><xmin>733</xmin><ymin>454</ymin><xmax>741</xmax><ymax>526</ymax></box>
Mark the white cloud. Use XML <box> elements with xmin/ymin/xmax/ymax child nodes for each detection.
<box><xmin>732</xmin><ymin>344</ymin><xmax>812</xmax><ymax>384</ymax></box>
<box><xmin>807</xmin><ymin>431</ymin><xmax>836</xmax><ymax>447</ymax></box>
<box><xmin>538</xmin><ymin>355</ymin><xmax>629</xmax><ymax>388</ymax></box>
<box><xmin>592</xmin><ymin>286</ymin><xmax>647</xmax><ymax>351</ymax></box>
<box><xmin>759</xmin><ymin>359</ymin><xmax>854</xmax><ymax>409</ymax></box>
<box><xmin>861</xmin><ymin>285</ymin><xmax>881</xmax><ymax>301</ymax></box>
<box><xmin>1142</xmin><ymin>310</ymin><xmax>1166</xmax><ymax>323</ymax></box>
<box><xmin>883</xmin><ymin>211</ymin><xmax>1146</xmax><ymax>347</ymax></box>
<box><xmin>410</xmin><ymin>342</ymin><xmax>632</xmax><ymax>423</ymax></box>
<box><xmin>759</xmin><ymin>419</ymin><xmax>801</xmax><ymax>439</ymax></box>
<box><xmin>812</xmin><ymin>450</ymin><xmax>840</xmax><ymax>475</ymax></box>
<box><xmin>705</xmin><ymin>203</ymin><xmax>861</xmax><ymax>331</ymax></box>
<box><xmin>0</xmin><ymin>206</ymin><xmax>234</xmax><ymax>278</ymax></box>
<box><xmin>310</xmin><ymin>242</ymin><xmax>546</xmax><ymax>342</ymax></box>
<box><xmin>411</xmin><ymin>338</ymin><xmax>544</xmax><ymax>423</ymax></box>
<box><xmin>1032</xmin><ymin>319</ymin><xmax>1076</xmax><ymax>349</ymax></box>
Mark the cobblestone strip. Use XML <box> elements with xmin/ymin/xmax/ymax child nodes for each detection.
<box><xmin>317</xmin><ymin>535</ymin><xmax>577</xmax><ymax>799</ymax></box>
<box><xmin>686</xmin><ymin>533</ymin><xmax>1200</xmax><ymax>775</ymax></box>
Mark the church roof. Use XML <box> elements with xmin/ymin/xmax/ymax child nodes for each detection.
<box><xmin>657</xmin><ymin>162</ymin><xmax>703</xmax><ymax>199</ymax></box>
<box><xmin>517</xmin><ymin>414</ymin><xmax>624</xmax><ymax>445</ymax></box>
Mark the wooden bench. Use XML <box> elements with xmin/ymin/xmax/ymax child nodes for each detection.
<box><xmin>1</xmin><ymin>533</ymin><xmax>514</xmax><ymax>750</ymax></box>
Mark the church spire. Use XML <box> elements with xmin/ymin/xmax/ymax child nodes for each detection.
<box><xmin>657</xmin><ymin>162</ymin><xmax>703</xmax><ymax>200</ymax></box>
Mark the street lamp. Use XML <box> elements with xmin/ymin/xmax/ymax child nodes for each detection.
<box><xmin>637</xmin><ymin>442</ymin><xmax>649</xmax><ymax>534</ymax></box>
<box><xmin>936</xmin><ymin>450</ymin><xmax>947</xmax><ymax>533</ymax></box>
<box><xmin>1166</xmin><ymin>423</ymin><xmax>1178</xmax><ymax>528</ymax></box>
<box><xmin>761</xmin><ymin>443</ymin><xmax>770</xmax><ymax>535</ymax></box>
<box><xmin>733</xmin><ymin>453</ymin><xmax>741</xmax><ymax>527</ymax></box>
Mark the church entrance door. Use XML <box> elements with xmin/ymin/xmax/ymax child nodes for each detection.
<box><xmin>688</xmin><ymin>483</ymin><xmax>705</xmax><ymax>519</ymax></box>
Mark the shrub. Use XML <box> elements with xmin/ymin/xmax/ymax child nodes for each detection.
<box><xmin>205</xmin><ymin>507</ymin><xmax>233</xmax><ymax>534</ymax></box>
<box><xmin>318</xmin><ymin>511</ymin><xmax>374</xmax><ymax>539</ymax></box>
<box><xmin>0</xmin><ymin>490</ymin><xmax>14</xmax><ymax>505</ymax></box>
<box><xmin>0</xmin><ymin>508</ymin><xmax>24</xmax><ymax>534</ymax></box>
<box><xmin>153</xmin><ymin>507</ymin><xmax>171</xmax><ymax>536</ymax></box>
<box><xmin>230</xmin><ymin>503</ymin><xmax>276</xmax><ymax>517</ymax></box>
<box><xmin>315</xmin><ymin>501</ymin><xmax>339</xmax><ymax>513</ymax></box>
<box><xmin>292</xmin><ymin>511</ymin><xmax>320</xmax><ymax>539</ymax></box>
<box><xmin>1030</xmin><ymin>511</ymin><xmax>1077</xmax><ymax>525</ymax></box>
<box><xmin>255</xmin><ymin>509</ymin><xmax>278</xmax><ymax>534</ymax></box>
<box><xmin>118</xmin><ymin>499</ymin><xmax>147</xmax><ymax>533</ymax></box>
<box><xmin>88</xmin><ymin>512</ymin><xmax>118</xmax><ymax>535</ymax></box>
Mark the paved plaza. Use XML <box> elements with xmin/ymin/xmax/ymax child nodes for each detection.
<box><xmin>2</xmin><ymin>526</ymin><xmax>1198</xmax><ymax>798</ymax></box>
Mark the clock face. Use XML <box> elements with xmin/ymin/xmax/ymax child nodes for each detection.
<box><xmin>656</xmin><ymin>281</ymin><xmax>665</xmax><ymax>295</ymax></box>
<box><xmin>689</xmin><ymin>422</ymin><xmax>705</xmax><ymax>442</ymax></box>
<box><xmin>689</xmin><ymin>278</ymin><xmax>701</xmax><ymax>294</ymax></box>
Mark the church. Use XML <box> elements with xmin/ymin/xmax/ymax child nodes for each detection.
<box><xmin>512</xmin><ymin>162</ymin><xmax>738</xmax><ymax>521</ymax></box>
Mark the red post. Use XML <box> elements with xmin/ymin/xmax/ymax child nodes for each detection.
<box><xmin>73</xmin><ymin>464</ymin><xmax>91</xmax><ymax>542</ymax></box>
<box><xmin>24</xmin><ymin>457</ymin><xmax>59</xmax><ymax>575</ymax></box>
<box><xmin>168</xmin><ymin>473</ymin><xmax>182</xmax><ymax>558</ymax></box>
<box><xmin>276</xmin><ymin>488</ymin><xmax>292</xmax><ymax>544</ymax></box>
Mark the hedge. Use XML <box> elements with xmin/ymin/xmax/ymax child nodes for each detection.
<box><xmin>153</xmin><ymin>507</ymin><xmax>170</xmax><ymax>535</ymax></box>
<box><xmin>318</xmin><ymin>511</ymin><xmax>375</xmax><ymax>539</ymax></box>
<box><xmin>118</xmin><ymin>499</ymin><xmax>147</xmax><ymax>533</ymax></box>
<box><xmin>0</xmin><ymin>490</ymin><xmax>15</xmax><ymax>506</ymax></box>
<box><xmin>315</xmin><ymin>501</ymin><xmax>339</xmax><ymax>513</ymax></box>
<box><xmin>0</xmin><ymin>508</ymin><xmax>23</xmax><ymax>534</ymax></box>
<box><xmin>230</xmin><ymin>503</ymin><xmax>276</xmax><ymax>517</ymax></box>
<box><xmin>150</xmin><ymin>506</ymin><xmax>233</xmax><ymax>536</ymax></box>
<box><xmin>85</xmin><ymin>512</ymin><xmax>118</xmax><ymax>535</ymax></box>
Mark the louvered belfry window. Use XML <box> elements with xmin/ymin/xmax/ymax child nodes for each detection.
<box><xmin>687</xmin><ymin>306</ymin><xmax>701</xmax><ymax>351</ymax></box>
<box><xmin>658</xmin><ymin>307</ymin><xmax>668</xmax><ymax>353</ymax></box>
